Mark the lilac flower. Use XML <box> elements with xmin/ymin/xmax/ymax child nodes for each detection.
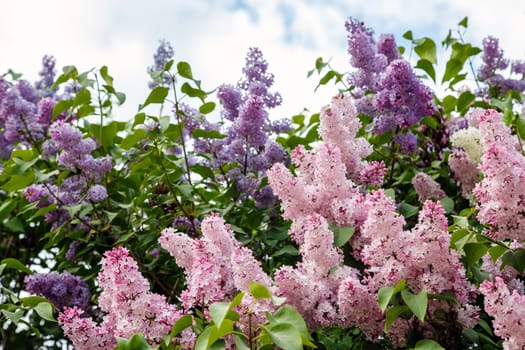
<box><xmin>35</xmin><ymin>55</ymin><xmax>57</xmax><ymax>96</ymax></box>
<box><xmin>393</xmin><ymin>131</ymin><xmax>418</xmax><ymax>154</ymax></box>
<box><xmin>217</xmin><ymin>84</ymin><xmax>242</xmax><ymax>121</ymax></box>
<box><xmin>25</xmin><ymin>272</ymin><xmax>90</xmax><ymax>311</ymax></box>
<box><xmin>65</xmin><ymin>241</ymin><xmax>80</xmax><ymax>261</ymax></box>
<box><xmin>478</xmin><ymin>36</ymin><xmax>508</xmax><ymax>81</ymax></box>
<box><xmin>147</xmin><ymin>39</ymin><xmax>174</xmax><ymax>88</ymax></box>
<box><xmin>199</xmin><ymin>47</ymin><xmax>289</xmax><ymax>206</ymax></box>
<box><xmin>374</xmin><ymin>59</ymin><xmax>435</xmax><ymax>132</ymax></box>
<box><xmin>87</xmin><ymin>184</ymin><xmax>108</xmax><ymax>202</ymax></box>
<box><xmin>345</xmin><ymin>17</ymin><xmax>387</xmax><ymax>94</ymax></box>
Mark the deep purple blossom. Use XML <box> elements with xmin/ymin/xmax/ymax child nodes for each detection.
<box><xmin>374</xmin><ymin>59</ymin><xmax>435</xmax><ymax>132</ymax></box>
<box><xmin>25</xmin><ymin>272</ymin><xmax>90</xmax><ymax>311</ymax></box>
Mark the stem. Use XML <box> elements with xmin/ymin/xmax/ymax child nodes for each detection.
<box><xmin>387</xmin><ymin>137</ymin><xmax>399</xmax><ymax>187</ymax></box>
<box><xmin>152</xmin><ymin>138</ymin><xmax>198</xmax><ymax>234</ymax></box>
<box><xmin>171</xmin><ymin>75</ymin><xmax>193</xmax><ymax>186</ymax></box>
<box><xmin>248</xmin><ymin>311</ymin><xmax>253</xmax><ymax>350</ymax></box>
<box><xmin>457</xmin><ymin>29</ymin><xmax>481</xmax><ymax>91</ymax></box>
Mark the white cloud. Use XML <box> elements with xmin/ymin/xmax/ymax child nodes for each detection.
<box><xmin>0</xmin><ymin>0</ymin><xmax>524</xmax><ymax>122</ymax></box>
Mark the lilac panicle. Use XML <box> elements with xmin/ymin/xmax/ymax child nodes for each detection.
<box><xmin>25</xmin><ymin>272</ymin><xmax>90</xmax><ymax>311</ymax></box>
<box><xmin>374</xmin><ymin>59</ymin><xmax>435</xmax><ymax>132</ymax></box>
<box><xmin>35</xmin><ymin>55</ymin><xmax>57</xmax><ymax>96</ymax></box>
<box><xmin>148</xmin><ymin>39</ymin><xmax>174</xmax><ymax>88</ymax></box>
<box><xmin>204</xmin><ymin>47</ymin><xmax>289</xmax><ymax>205</ymax></box>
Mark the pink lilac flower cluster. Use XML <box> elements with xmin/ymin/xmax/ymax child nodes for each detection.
<box><xmin>479</xmin><ymin>277</ymin><xmax>525</xmax><ymax>349</ymax></box>
<box><xmin>411</xmin><ymin>172</ymin><xmax>446</xmax><ymax>203</ymax></box>
<box><xmin>159</xmin><ymin>213</ymin><xmax>274</xmax><ymax>329</ymax></box>
<box><xmin>274</xmin><ymin>214</ymin><xmax>366</xmax><ymax>329</ymax></box>
<box><xmin>318</xmin><ymin>94</ymin><xmax>386</xmax><ymax>186</ymax></box>
<box><xmin>267</xmin><ymin>96</ymin><xmax>477</xmax><ymax>346</ymax></box>
<box><xmin>24</xmin><ymin>120</ymin><xmax>111</xmax><ymax>228</ymax></box>
<box><xmin>59</xmin><ymin>247</ymin><xmax>184</xmax><ymax>349</ymax></box>
<box><xmin>268</xmin><ymin>93</ymin><xmax>386</xmax><ymax>245</ymax></box>
<box><xmin>448</xmin><ymin>148</ymin><xmax>479</xmax><ymax>199</ymax></box>
<box><xmin>472</xmin><ymin>109</ymin><xmax>525</xmax><ymax>241</ymax></box>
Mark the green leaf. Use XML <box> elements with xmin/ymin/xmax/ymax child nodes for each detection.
<box><xmin>333</xmin><ymin>226</ymin><xmax>355</xmax><ymax>248</ymax></box>
<box><xmin>427</xmin><ymin>292</ymin><xmax>458</xmax><ymax>304</ymax></box>
<box><xmin>177</xmin><ymin>61</ymin><xmax>193</xmax><ymax>79</ymax></box>
<box><xmin>1</xmin><ymin>309</ymin><xmax>24</xmax><ymax>325</ymax></box>
<box><xmin>456</xmin><ymin>91</ymin><xmax>475</xmax><ymax>114</ymax></box>
<box><xmin>414</xmin><ymin>37</ymin><xmax>437</xmax><ymax>64</ymax></box>
<box><xmin>199</xmin><ymin>101</ymin><xmax>216</xmax><ymax>114</ymax></box>
<box><xmin>400</xmin><ymin>202</ymin><xmax>419</xmax><ymax>218</ymax></box>
<box><xmin>401</xmin><ymin>288</ymin><xmax>427</xmax><ymax>322</ymax></box>
<box><xmin>403</xmin><ymin>30</ymin><xmax>413</xmax><ymax>41</ymax></box>
<box><xmin>378</xmin><ymin>279</ymin><xmax>406</xmax><ymax>312</ymax></box>
<box><xmin>1</xmin><ymin>258</ymin><xmax>33</xmax><ymax>274</ymax></box>
<box><xmin>261</xmin><ymin>323</ymin><xmax>303</xmax><ymax>350</ymax></box>
<box><xmin>501</xmin><ymin>248</ymin><xmax>525</xmax><ymax>274</ymax></box>
<box><xmin>194</xmin><ymin>325</ymin><xmax>219</xmax><ymax>350</ymax></box>
<box><xmin>141</xmin><ymin>86</ymin><xmax>169</xmax><ymax>109</ymax></box>
<box><xmin>384</xmin><ymin>305</ymin><xmax>410</xmax><ymax>332</ymax></box>
<box><xmin>415</xmin><ymin>59</ymin><xmax>436</xmax><ymax>82</ymax></box>
<box><xmin>440</xmin><ymin>197</ymin><xmax>454</xmax><ymax>214</ymax></box>
<box><xmin>52</xmin><ymin>99</ymin><xmax>72</xmax><ymax>119</ymax></box>
<box><xmin>235</xmin><ymin>335</ymin><xmax>250</xmax><ymax>350</ymax></box>
<box><xmin>192</xmin><ymin>129</ymin><xmax>227</xmax><ymax>139</ymax></box>
<box><xmin>414</xmin><ymin>339</ymin><xmax>445</xmax><ymax>350</ymax></box>
<box><xmin>441</xmin><ymin>95</ymin><xmax>457</xmax><ymax>114</ymax></box>
<box><xmin>272</xmin><ymin>245</ymin><xmax>299</xmax><ymax>257</ymax></box>
<box><xmin>181</xmin><ymin>82</ymin><xmax>206</xmax><ymax>101</ymax></box>
<box><xmin>168</xmin><ymin>314</ymin><xmax>193</xmax><ymax>339</ymax></box>
<box><xmin>271</xmin><ymin>305</ymin><xmax>312</xmax><ymax>342</ymax></box>
<box><xmin>0</xmin><ymin>200</ymin><xmax>17</xmax><ymax>222</ymax></box>
<box><xmin>208</xmin><ymin>292</ymin><xmax>244</xmax><ymax>330</ymax></box>
<box><xmin>458</xmin><ymin>16</ymin><xmax>468</xmax><ymax>28</ymax></box>
<box><xmin>488</xmin><ymin>245</ymin><xmax>507</xmax><ymax>262</ymax></box>
<box><xmin>115</xmin><ymin>333</ymin><xmax>152</xmax><ymax>350</ymax></box>
<box><xmin>5</xmin><ymin>217</ymin><xmax>24</xmax><ymax>233</ymax></box>
<box><xmin>73</xmin><ymin>88</ymin><xmax>91</xmax><ymax>106</ymax></box>
<box><xmin>100</xmin><ymin>66</ymin><xmax>113</xmax><ymax>86</ymax></box>
<box><xmin>463</xmin><ymin>242</ymin><xmax>489</xmax><ymax>268</ymax></box>
<box><xmin>384</xmin><ymin>188</ymin><xmax>396</xmax><ymax>200</ymax></box>
<box><xmin>133</xmin><ymin>112</ymin><xmax>146</xmax><ymax>128</ymax></box>
<box><xmin>420</xmin><ymin>116</ymin><xmax>438</xmax><ymax>130</ymax></box>
<box><xmin>517</xmin><ymin>116</ymin><xmax>525</xmax><ymax>140</ymax></box>
<box><xmin>21</xmin><ymin>296</ymin><xmax>50</xmax><ymax>307</ymax></box>
<box><xmin>120</xmin><ymin>129</ymin><xmax>147</xmax><ymax>150</ymax></box>
<box><xmin>442</xmin><ymin>58</ymin><xmax>463</xmax><ymax>83</ymax></box>
<box><xmin>34</xmin><ymin>302</ymin><xmax>56</xmax><ymax>322</ymax></box>
<box><xmin>249</xmin><ymin>281</ymin><xmax>273</xmax><ymax>300</ymax></box>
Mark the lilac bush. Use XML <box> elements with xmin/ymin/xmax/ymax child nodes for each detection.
<box><xmin>2</xmin><ymin>14</ymin><xmax>525</xmax><ymax>350</ymax></box>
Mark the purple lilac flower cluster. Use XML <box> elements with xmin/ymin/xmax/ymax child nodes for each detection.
<box><xmin>25</xmin><ymin>271</ymin><xmax>90</xmax><ymax>311</ymax></box>
<box><xmin>24</xmin><ymin>120</ymin><xmax>112</xmax><ymax>228</ymax></box>
<box><xmin>147</xmin><ymin>39</ymin><xmax>175</xmax><ymax>88</ymax></box>
<box><xmin>0</xmin><ymin>56</ymin><xmax>67</xmax><ymax>159</ymax></box>
<box><xmin>198</xmin><ymin>48</ymin><xmax>290</xmax><ymax>207</ymax></box>
<box><xmin>345</xmin><ymin>18</ymin><xmax>435</xmax><ymax>154</ymax></box>
<box><xmin>478</xmin><ymin>36</ymin><xmax>525</xmax><ymax>97</ymax></box>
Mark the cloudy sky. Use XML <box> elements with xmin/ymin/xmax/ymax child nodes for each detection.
<box><xmin>1</xmin><ymin>0</ymin><xmax>524</xmax><ymax>120</ymax></box>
